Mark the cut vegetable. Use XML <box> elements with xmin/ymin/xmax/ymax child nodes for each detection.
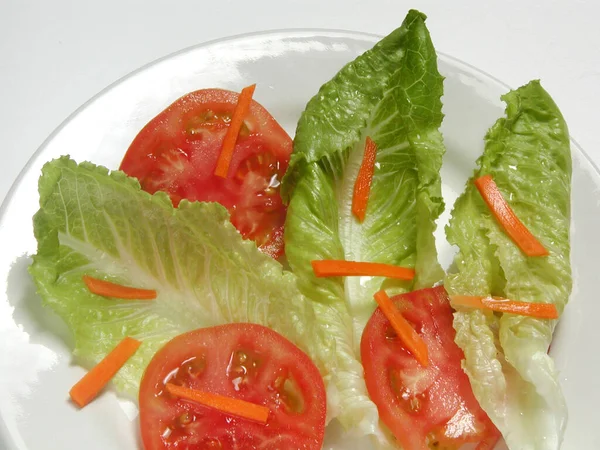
<box><xmin>139</xmin><ymin>324</ymin><xmax>326</xmax><ymax>450</ymax></box>
<box><xmin>214</xmin><ymin>84</ymin><xmax>257</xmax><ymax>178</ymax></box>
<box><xmin>282</xmin><ymin>11</ymin><xmax>446</xmax><ymax>442</ymax></box>
<box><xmin>83</xmin><ymin>275</ymin><xmax>157</xmax><ymax>300</ymax></box>
<box><xmin>69</xmin><ymin>337</ymin><xmax>142</xmax><ymax>408</ymax></box>
<box><xmin>362</xmin><ymin>287</ymin><xmax>500</xmax><ymax>450</ymax></box>
<box><xmin>373</xmin><ymin>290</ymin><xmax>428</xmax><ymax>366</ymax></box>
<box><xmin>450</xmin><ymin>295</ymin><xmax>559</xmax><ymax>320</ymax></box>
<box><xmin>474</xmin><ymin>174</ymin><xmax>549</xmax><ymax>257</ymax></box>
<box><xmin>119</xmin><ymin>87</ymin><xmax>292</xmax><ymax>259</ymax></box>
<box><xmin>311</xmin><ymin>260</ymin><xmax>415</xmax><ymax>280</ymax></box>
<box><xmin>165</xmin><ymin>383</ymin><xmax>270</xmax><ymax>424</ymax></box>
<box><xmin>446</xmin><ymin>81</ymin><xmax>571</xmax><ymax>450</ymax></box>
<box><xmin>31</xmin><ymin>156</ymin><xmax>325</xmax><ymax>399</ymax></box>
<box><xmin>352</xmin><ymin>137</ymin><xmax>378</xmax><ymax>222</ymax></box>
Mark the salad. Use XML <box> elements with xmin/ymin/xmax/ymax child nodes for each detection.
<box><xmin>27</xmin><ymin>8</ymin><xmax>571</xmax><ymax>450</ymax></box>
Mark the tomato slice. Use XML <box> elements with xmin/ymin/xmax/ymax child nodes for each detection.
<box><xmin>360</xmin><ymin>286</ymin><xmax>501</xmax><ymax>450</ymax></box>
<box><xmin>139</xmin><ymin>323</ymin><xmax>326</xmax><ymax>450</ymax></box>
<box><xmin>119</xmin><ymin>89</ymin><xmax>292</xmax><ymax>259</ymax></box>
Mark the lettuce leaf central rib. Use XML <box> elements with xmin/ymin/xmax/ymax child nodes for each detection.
<box><xmin>30</xmin><ymin>157</ymin><xmax>329</xmax><ymax>397</ymax></box>
<box><xmin>282</xmin><ymin>10</ymin><xmax>446</xmax><ymax>445</ymax></box>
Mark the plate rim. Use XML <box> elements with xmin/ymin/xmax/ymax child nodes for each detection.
<box><xmin>0</xmin><ymin>27</ymin><xmax>595</xmax><ymax>450</ymax></box>
<box><xmin>1</xmin><ymin>27</ymin><xmax>597</xmax><ymax>219</ymax></box>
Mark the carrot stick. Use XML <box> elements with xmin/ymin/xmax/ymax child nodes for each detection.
<box><xmin>214</xmin><ymin>84</ymin><xmax>256</xmax><ymax>178</ymax></box>
<box><xmin>311</xmin><ymin>260</ymin><xmax>414</xmax><ymax>280</ymax></box>
<box><xmin>69</xmin><ymin>337</ymin><xmax>141</xmax><ymax>408</ymax></box>
<box><xmin>373</xmin><ymin>290</ymin><xmax>428</xmax><ymax>366</ymax></box>
<box><xmin>165</xmin><ymin>383</ymin><xmax>270</xmax><ymax>424</ymax></box>
<box><xmin>474</xmin><ymin>174</ymin><xmax>548</xmax><ymax>257</ymax></box>
<box><xmin>352</xmin><ymin>137</ymin><xmax>378</xmax><ymax>222</ymax></box>
<box><xmin>83</xmin><ymin>275</ymin><xmax>157</xmax><ymax>300</ymax></box>
<box><xmin>450</xmin><ymin>295</ymin><xmax>559</xmax><ymax>320</ymax></box>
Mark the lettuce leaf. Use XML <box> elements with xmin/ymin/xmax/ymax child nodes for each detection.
<box><xmin>282</xmin><ymin>10</ymin><xmax>445</xmax><ymax>444</ymax></box>
<box><xmin>29</xmin><ymin>156</ymin><xmax>329</xmax><ymax>396</ymax></box>
<box><xmin>446</xmin><ymin>80</ymin><xmax>571</xmax><ymax>450</ymax></box>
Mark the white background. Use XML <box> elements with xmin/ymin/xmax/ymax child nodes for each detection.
<box><xmin>1</xmin><ymin>0</ymin><xmax>599</xmax><ymax>203</ymax></box>
<box><xmin>1</xmin><ymin>2</ymin><xmax>599</xmax><ymax>449</ymax></box>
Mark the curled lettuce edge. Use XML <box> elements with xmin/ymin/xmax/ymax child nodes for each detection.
<box><xmin>446</xmin><ymin>80</ymin><xmax>571</xmax><ymax>450</ymax></box>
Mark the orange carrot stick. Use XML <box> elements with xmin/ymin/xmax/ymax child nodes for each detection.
<box><xmin>373</xmin><ymin>290</ymin><xmax>428</xmax><ymax>366</ymax></box>
<box><xmin>474</xmin><ymin>174</ymin><xmax>548</xmax><ymax>257</ymax></box>
<box><xmin>450</xmin><ymin>295</ymin><xmax>559</xmax><ymax>320</ymax></box>
<box><xmin>69</xmin><ymin>337</ymin><xmax>141</xmax><ymax>408</ymax></box>
<box><xmin>311</xmin><ymin>260</ymin><xmax>414</xmax><ymax>280</ymax></box>
<box><xmin>214</xmin><ymin>84</ymin><xmax>256</xmax><ymax>178</ymax></box>
<box><xmin>352</xmin><ymin>137</ymin><xmax>378</xmax><ymax>222</ymax></box>
<box><xmin>83</xmin><ymin>275</ymin><xmax>157</xmax><ymax>300</ymax></box>
<box><xmin>165</xmin><ymin>383</ymin><xmax>270</xmax><ymax>424</ymax></box>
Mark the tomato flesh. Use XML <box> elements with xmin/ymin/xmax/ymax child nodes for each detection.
<box><xmin>119</xmin><ymin>89</ymin><xmax>292</xmax><ymax>259</ymax></box>
<box><xmin>361</xmin><ymin>286</ymin><xmax>500</xmax><ymax>450</ymax></box>
<box><xmin>139</xmin><ymin>324</ymin><xmax>326</xmax><ymax>450</ymax></box>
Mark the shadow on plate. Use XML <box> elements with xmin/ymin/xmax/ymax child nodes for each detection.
<box><xmin>6</xmin><ymin>255</ymin><xmax>144</xmax><ymax>449</ymax></box>
<box><xmin>7</xmin><ymin>254</ymin><xmax>74</xmax><ymax>352</ymax></box>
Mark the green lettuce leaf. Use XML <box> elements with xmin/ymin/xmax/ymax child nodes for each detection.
<box><xmin>446</xmin><ymin>80</ymin><xmax>571</xmax><ymax>450</ymax></box>
<box><xmin>282</xmin><ymin>10</ymin><xmax>445</xmax><ymax>444</ymax></box>
<box><xmin>29</xmin><ymin>156</ymin><xmax>329</xmax><ymax>396</ymax></box>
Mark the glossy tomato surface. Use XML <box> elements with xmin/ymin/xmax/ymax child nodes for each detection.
<box><xmin>139</xmin><ymin>323</ymin><xmax>326</xmax><ymax>450</ymax></box>
<box><xmin>361</xmin><ymin>286</ymin><xmax>500</xmax><ymax>450</ymax></box>
<box><xmin>119</xmin><ymin>89</ymin><xmax>292</xmax><ymax>259</ymax></box>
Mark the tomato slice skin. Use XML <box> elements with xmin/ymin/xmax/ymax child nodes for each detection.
<box><xmin>119</xmin><ymin>89</ymin><xmax>292</xmax><ymax>259</ymax></box>
<box><xmin>360</xmin><ymin>286</ymin><xmax>501</xmax><ymax>450</ymax></box>
<box><xmin>139</xmin><ymin>323</ymin><xmax>326</xmax><ymax>450</ymax></box>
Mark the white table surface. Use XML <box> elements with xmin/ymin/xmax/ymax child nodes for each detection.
<box><xmin>1</xmin><ymin>0</ymin><xmax>599</xmax><ymax>205</ymax></box>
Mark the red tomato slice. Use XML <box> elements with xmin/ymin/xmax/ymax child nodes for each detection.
<box><xmin>139</xmin><ymin>323</ymin><xmax>326</xmax><ymax>450</ymax></box>
<box><xmin>119</xmin><ymin>89</ymin><xmax>292</xmax><ymax>259</ymax></box>
<box><xmin>360</xmin><ymin>286</ymin><xmax>501</xmax><ymax>450</ymax></box>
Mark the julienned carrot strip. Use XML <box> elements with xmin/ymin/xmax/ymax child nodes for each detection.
<box><xmin>474</xmin><ymin>174</ymin><xmax>548</xmax><ymax>257</ymax></box>
<box><xmin>373</xmin><ymin>290</ymin><xmax>428</xmax><ymax>366</ymax></box>
<box><xmin>450</xmin><ymin>295</ymin><xmax>559</xmax><ymax>320</ymax></box>
<box><xmin>214</xmin><ymin>84</ymin><xmax>257</xmax><ymax>178</ymax></box>
<box><xmin>83</xmin><ymin>275</ymin><xmax>157</xmax><ymax>300</ymax></box>
<box><xmin>312</xmin><ymin>260</ymin><xmax>414</xmax><ymax>280</ymax></box>
<box><xmin>69</xmin><ymin>337</ymin><xmax>141</xmax><ymax>408</ymax></box>
<box><xmin>352</xmin><ymin>137</ymin><xmax>378</xmax><ymax>222</ymax></box>
<box><xmin>165</xmin><ymin>383</ymin><xmax>270</xmax><ymax>424</ymax></box>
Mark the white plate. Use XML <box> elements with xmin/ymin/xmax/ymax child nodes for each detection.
<box><xmin>0</xmin><ymin>30</ymin><xmax>598</xmax><ymax>450</ymax></box>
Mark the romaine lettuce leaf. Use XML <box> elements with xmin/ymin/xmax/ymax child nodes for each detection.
<box><xmin>446</xmin><ymin>80</ymin><xmax>571</xmax><ymax>450</ymax></box>
<box><xmin>29</xmin><ymin>156</ymin><xmax>329</xmax><ymax>396</ymax></box>
<box><xmin>282</xmin><ymin>10</ymin><xmax>445</xmax><ymax>444</ymax></box>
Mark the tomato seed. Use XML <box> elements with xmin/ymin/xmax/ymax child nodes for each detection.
<box><xmin>238</xmin><ymin>121</ymin><xmax>251</xmax><ymax>137</ymax></box>
<box><xmin>236</xmin><ymin>351</ymin><xmax>248</xmax><ymax>364</ymax></box>
<box><xmin>270</xmin><ymin>375</ymin><xmax>305</xmax><ymax>414</ymax></box>
<box><xmin>426</xmin><ymin>433</ymin><xmax>443</xmax><ymax>449</ymax></box>
<box><xmin>178</xmin><ymin>411</ymin><xmax>196</xmax><ymax>426</ymax></box>
<box><xmin>227</xmin><ymin>349</ymin><xmax>262</xmax><ymax>391</ymax></box>
<box><xmin>185</xmin><ymin>110</ymin><xmax>231</xmax><ymax>138</ymax></box>
<box><xmin>203</xmin><ymin>438</ymin><xmax>223</xmax><ymax>449</ymax></box>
